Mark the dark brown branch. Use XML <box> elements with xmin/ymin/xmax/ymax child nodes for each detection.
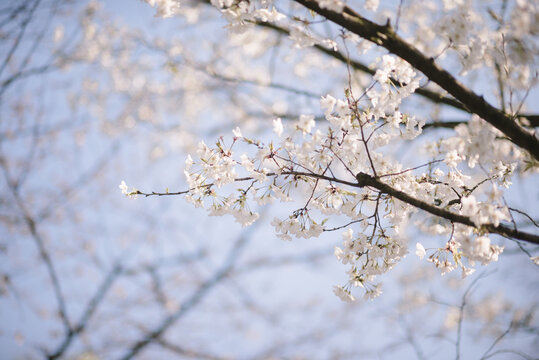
<box><xmin>422</xmin><ymin>121</ymin><xmax>465</xmax><ymax>130</ymax></box>
<box><xmin>293</xmin><ymin>0</ymin><xmax>539</xmax><ymax>160</ymax></box>
<box><xmin>354</xmin><ymin>172</ymin><xmax>539</xmax><ymax>245</ymax></box>
<box><xmin>141</xmin><ymin>170</ymin><xmax>539</xmax><ymax>244</ymax></box>
<box><xmin>519</xmin><ymin>114</ymin><xmax>539</xmax><ymax>127</ymax></box>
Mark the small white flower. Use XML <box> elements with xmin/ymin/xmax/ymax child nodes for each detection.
<box><xmin>461</xmin><ymin>266</ymin><xmax>475</xmax><ymax>279</ymax></box>
<box><xmin>531</xmin><ymin>256</ymin><xmax>539</xmax><ymax>266</ymax></box>
<box><xmin>364</xmin><ymin>284</ymin><xmax>382</xmax><ymax>300</ymax></box>
<box><xmin>461</xmin><ymin>196</ymin><xmax>478</xmax><ymax>215</ymax></box>
<box><xmin>144</xmin><ymin>0</ymin><xmax>180</xmax><ymax>18</ymax></box>
<box><xmin>118</xmin><ymin>180</ymin><xmax>138</xmax><ymax>198</ymax></box>
<box><xmin>334</xmin><ymin>246</ymin><xmax>344</xmax><ymax>261</ymax></box>
<box><xmin>433</xmin><ymin>168</ymin><xmax>444</xmax><ymax>178</ymax></box>
<box><xmin>53</xmin><ymin>25</ymin><xmax>64</xmax><ymax>43</ymax></box>
<box><xmin>388</xmin><ymin>111</ymin><xmax>402</xmax><ymax>128</ymax></box>
<box><xmin>232</xmin><ymin>126</ymin><xmax>242</xmax><ymax>138</ymax></box>
<box><xmin>320</xmin><ymin>94</ymin><xmax>336</xmax><ymax>116</ymax></box>
<box><xmin>289</xmin><ymin>25</ymin><xmax>319</xmax><ymax>49</ymax></box>
<box><xmin>273</xmin><ymin>118</ymin><xmax>283</xmax><ymax>137</ymax></box>
<box><xmin>342</xmin><ymin>228</ymin><xmax>354</xmax><ymax>241</ymax></box>
<box><xmin>240</xmin><ymin>154</ymin><xmax>254</xmax><ymax>172</ymax></box>
<box><xmin>254</xmin><ymin>8</ymin><xmax>285</xmax><ymax>22</ymax></box>
<box><xmin>319</xmin><ymin>0</ymin><xmax>345</xmax><ymax>12</ymax></box>
<box><xmin>364</xmin><ymin>0</ymin><xmax>379</xmax><ymax>11</ymax></box>
<box><xmin>185</xmin><ymin>155</ymin><xmax>194</xmax><ymax>170</ymax></box>
<box><xmin>335</xmin><ymin>99</ymin><xmax>349</xmax><ymax>117</ymax></box>
<box><xmin>333</xmin><ymin>285</ymin><xmax>355</xmax><ymax>302</ymax></box>
<box><xmin>119</xmin><ymin>180</ymin><xmax>128</xmax><ymax>195</ymax></box>
<box><xmin>296</xmin><ymin>114</ymin><xmax>315</xmax><ymax>134</ymax></box>
<box><xmin>415</xmin><ymin>242</ymin><xmax>426</xmax><ymax>259</ymax></box>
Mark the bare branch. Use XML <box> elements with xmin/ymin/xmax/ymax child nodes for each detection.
<box><xmin>455</xmin><ymin>272</ymin><xmax>492</xmax><ymax>360</ymax></box>
<box><xmin>119</xmin><ymin>221</ymin><xmax>259</xmax><ymax>360</ymax></box>
<box><xmin>1</xmin><ymin>161</ymin><xmax>72</xmax><ymax>334</ymax></box>
<box><xmin>48</xmin><ymin>263</ymin><xmax>122</xmax><ymax>360</ymax></box>
<box><xmin>157</xmin><ymin>339</ymin><xmax>230</xmax><ymax>360</ymax></box>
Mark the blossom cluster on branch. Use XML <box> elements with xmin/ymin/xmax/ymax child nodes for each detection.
<box><xmin>126</xmin><ymin>0</ymin><xmax>539</xmax><ymax>301</ymax></box>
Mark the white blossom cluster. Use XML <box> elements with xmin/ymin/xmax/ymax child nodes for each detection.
<box><xmin>209</xmin><ymin>0</ymin><xmax>285</xmax><ymax>33</ymax></box>
<box><xmin>144</xmin><ymin>0</ymin><xmax>181</xmax><ymax>18</ymax></box>
<box><xmin>146</xmin><ymin>0</ymin><xmax>538</xmax><ymax>97</ymax></box>
<box><xmin>402</xmin><ymin>0</ymin><xmax>538</xmax><ymax>81</ymax></box>
<box><xmin>112</xmin><ymin>0</ymin><xmax>539</xmax><ymax>302</ymax></box>
<box><xmin>176</xmin><ymin>51</ymin><xmax>522</xmax><ymax>300</ymax></box>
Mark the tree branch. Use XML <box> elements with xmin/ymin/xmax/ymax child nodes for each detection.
<box><xmin>47</xmin><ymin>263</ymin><xmax>122</xmax><ymax>360</ymax></box>
<box><xmin>118</xmin><ymin>223</ymin><xmax>256</xmax><ymax>360</ymax></box>
<box><xmin>354</xmin><ymin>172</ymin><xmax>539</xmax><ymax>245</ymax></box>
<box><xmin>253</xmin><ymin>21</ymin><xmax>539</xmax><ymax>128</ymax></box>
<box><xmin>292</xmin><ymin>0</ymin><xmax>539</xmax><ymax>160</ymax></box>
<box><xmin>140</xmin><ymin>170</ymin><xmax>539</xmax><ymax>245</ymax></box>
<box><xmin>255</xmin><ymin>20</ymin><xmax>470</xmax><ymax>113</ymax></box>
<box><xmin>1</xmin><ymin>161</ymin><xmax>72</xmax><ymax>334</ymax></box>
